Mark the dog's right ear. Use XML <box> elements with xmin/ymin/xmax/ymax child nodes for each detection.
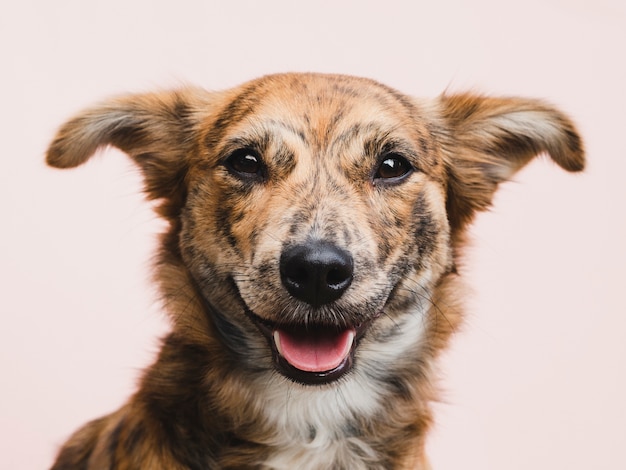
<box><xmin>46</xmin><ymin>88</ymin><xmax>214</xmax><ymax>208</ymax></box>
<box><xmin>436</xmin><ymin>93</ymin><xmax>585</xmax><ymax>238</ymax></box>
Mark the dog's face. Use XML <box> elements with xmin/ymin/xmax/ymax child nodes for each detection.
<box><xmin>180</xmin><ymin>75</ymin><xmax>452</xmax><ymax>384</ymax></box>
<box><xmin>47</xmin><ymin>73</ymin><xmax>584</xmax><ymax>389</ymax></box>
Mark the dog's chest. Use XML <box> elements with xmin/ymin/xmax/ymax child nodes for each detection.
<box><xmin>249</xmin><ymin>376</ymin><xmax>388</xmax><ymax>469</ymax></box>
<box><xmin>259</xmin><ymin>432</ymin><xmax>382</xmax><ymax>470</ymax></box>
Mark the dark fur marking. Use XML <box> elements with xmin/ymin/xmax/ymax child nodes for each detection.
<box><xmin>373</xmin><ymin>225</ymin><xmax>395</xmax><ymax>265</ymax></box>
<box><xmin>271</xmin><ymin>146</ymin><xmax>297</xmax><ymax>181</ymax></box>
<box><xmin>122</xmin><ymin>423</ymin><xmax>145</xmax><ymax>455</ymax></box>
<box><xmin>288</xmin><ymin>218</ymin><xmax>303</xmax><ymax>237</ymax></box>
<box><xmin>388</xmin><ymin>376</ymin><xmax>413</xmax><ymax>400</ymax></box>
<box><xmin>202</xmin><ymin>279</ymin><xmax>255</xmax><ymax>360</ymax></box>
<box><xmin>255</xmin><ymin>260</ymin><xmax>274</xmax><ymax>278</ymax></box>
<box><xmin>139</xmin><ymin>335</ymin><xmax>218</xmax><ymax>469</ymax></box>
<box><xmin>411</xmin><ymin>193</ymin><xmax>438</xmax><ymax>271</ymax></box>
<box><xmin>170</xmin><ymin>93</ymin><xmax>194</xmax><ymax>125</ymax></box>
<box><xmin>213</xmin><ymin>190</ymin><xmax>244</xmax><ymax>249</ymax></box>
<box><xmin>484</xmin><ymin>130</ymin><xmax>541</xmax><ymax>163</ymax></box>
<box><xmin>328</xmin><ymin>123</ymin><xmax>365</xmax><ymax>154</ymax></box>
<box><xmin>204</xmin><ymin>83</ymin><xmax>266</xmax><ymax>151</ymax></box>
<box><xmin>330</xmin><ymin>82</ymin><xmax>363</xmax><ymax>99</ymax></box>
<box><xmin>209</xmin><ymin>308</ymin><xmax>253</xmax><ymax>362</ymax></box>
<box><xmin>216</xmin><ymin>214</ymin><xmax>238</xmax><ymax>250</ymax></box>
<box><xmin>106</xmin><ymin>418</ymin><xmax>124</xmax><ymax>467</ymax></box>
<box><xmin>108</xmin><ymin>126</ymin><xmax>147</xmax><ymax>153</ymax></box>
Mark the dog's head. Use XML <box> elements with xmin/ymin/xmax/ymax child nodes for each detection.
<box><xmin>47</xmin><ymin>73</ymin><xmax>584</xmax><ymax>387</ymax></box>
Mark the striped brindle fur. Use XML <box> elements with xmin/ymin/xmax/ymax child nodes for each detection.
<box><xmin>47</xmin><ymin>73</ymin><xmax>584</xmax><ymax>469</ymax></box>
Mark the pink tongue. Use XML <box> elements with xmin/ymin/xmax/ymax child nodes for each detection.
<box><xmin>274</xmin><ymin>328</ymin><xmax>355</xmax><ymax>372</ymax></box>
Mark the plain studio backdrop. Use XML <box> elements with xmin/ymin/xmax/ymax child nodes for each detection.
<box><xmin>1</xmin><ymin>1</ymin><xmax>624</xmax><ymax>468</ymax></box>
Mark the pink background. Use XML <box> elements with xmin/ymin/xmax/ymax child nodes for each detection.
<box><xmin>1</xmin><ymin>1</ymin><xmax>624</xmax><ymax>468</ymax></box>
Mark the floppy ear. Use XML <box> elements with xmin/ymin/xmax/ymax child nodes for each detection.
<box><xmin>438</xmin><ymin>93</ymin><xmax>585</xmax><ymax>235</ymax></box>
<box><xmin>46</xmin><ymin>87</ymin><xmax>213</xmax><ymax>215</ymax></box>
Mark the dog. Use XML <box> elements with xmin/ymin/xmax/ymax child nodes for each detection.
<box><xmin>46</xmin><ymin>73</ymin><xmax>584</xmax><ymax>469</ymax></box>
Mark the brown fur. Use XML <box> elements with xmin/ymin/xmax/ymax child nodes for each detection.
<box><xmin>46</xmin><ymin>73</ymin><xmax>584</xmax><ymax>469</ymax></box>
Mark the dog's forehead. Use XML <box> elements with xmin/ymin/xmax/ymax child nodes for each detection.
<box><xmin>262</xmin><ymin>74</ymin><xmax>410</xmax><ymax>124</ymax></box>
<box><xmin>214</xmin><ymin>73</ymin><xmax>421</xmax><ymax>150</ymax></box>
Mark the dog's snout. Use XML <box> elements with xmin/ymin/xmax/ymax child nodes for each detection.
<box><xmin>280</xmin><ymin>242</ymin><xmax>353</xmax><ymax>307</ymax></box>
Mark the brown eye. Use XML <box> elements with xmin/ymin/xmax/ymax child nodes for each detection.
<box><xmin>374</xmin><ymin>154</ymin><xmax>412</xmax><ymax>181</ymax></box>
<box><xmin>225</xmin><ymin>148</ymin><xmax>263</xmax><ymax>178</ymax></box>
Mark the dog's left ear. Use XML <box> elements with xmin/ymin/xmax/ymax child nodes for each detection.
<box><xmin>437</xmin><ymin>93</ymin><xmax>585</xmax><ymax>236</ymax></box>
<box><xmin>46</xmin><ymin>87</ymin><xmax>216</xmax><ymax>216</ymax></box>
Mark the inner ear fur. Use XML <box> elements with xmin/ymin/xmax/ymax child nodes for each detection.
<box><xmin>438</xmin><ymin>93</ymin><xmax>585</xmax><ymax>235</ymax></box>
<box><xmin>46</xmin><ymin>87</ymin><xmax>216</xmax><ymax>216</ymax></box>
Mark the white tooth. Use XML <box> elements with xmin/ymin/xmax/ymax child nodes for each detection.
<box><xmin>348</xmin><ymin>330</ymin><xmax>355</xmax><ymax>345</ymax></box>
<box><xmin>273</xmin><ymin>331</ymin><xmax>282</xmax><ymax>356</ymax></box>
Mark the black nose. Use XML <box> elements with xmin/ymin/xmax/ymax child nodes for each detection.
<box><xmin>280</xmin><ymin>241</ymin><xmax>353</xmax><ymax>307</ymax></box>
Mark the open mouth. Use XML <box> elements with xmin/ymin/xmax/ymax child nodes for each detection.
<box><xmin>274</xmin><ymin>327</ymin><xmax>354</xmax><ymax>373</ymax></box>
<box><xmin>247</xmin><ymin>311</ymin><xmax>372</xmax><ymax>385</ymax></box>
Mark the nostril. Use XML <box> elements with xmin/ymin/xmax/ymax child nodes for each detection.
<box><xmin>327</xmin><ymin>266</ymin><xmax>350</xmax><ymax>288</ymax></box>
<box><xmin>327</xmin><ymin>268</ymin><xmax>341</xmax><ymax>287</ymax></box>
<box><xmin>280</xmin><ymin>241</ymin><xmax>353</xmax><ymax>307</ymax></box>
<box><xmin>285</xmin><ymin>265</ymin><xmax>309</xmax><ymax>288</ymax></box>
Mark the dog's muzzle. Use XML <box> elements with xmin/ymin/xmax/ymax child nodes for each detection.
<box><xmin>248</xmin><ymin>241</ymin><xmax>371</xmax><ymax>385</ymax></box>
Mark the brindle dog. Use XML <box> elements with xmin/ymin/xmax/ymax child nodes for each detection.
<box><xmin>47</xmin><ymin>73</ymin><xmax>584</xmax><ymax>469</ymax></box>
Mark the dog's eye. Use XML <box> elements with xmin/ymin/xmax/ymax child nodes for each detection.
<box><xmin>374</xmin><ymin>154</ymin><xmax>412</xmax><ymax>181</ymax></box>
<box><xmin>225</xmin><ymin>148</ymin><xmax>263</xmax><ymax>178</ymax></box>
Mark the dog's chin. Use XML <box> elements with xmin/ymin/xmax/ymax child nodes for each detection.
<box><xmin>246</xmin><ymin>309</ymin><xmax>377</xmax><ymax>386</ymax></box>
